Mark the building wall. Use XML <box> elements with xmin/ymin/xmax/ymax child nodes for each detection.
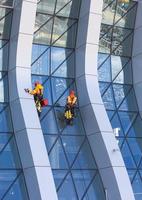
<box><xmin>98</xmin><ymin>0</ymin><xmax>142</xmax><ymax>199</ymax></box>
<box><xmin>0</xmin><ymin>1</ymin><xmax>29</xmax><ymax>199</ymax></box>
<box><xmin>31</xmin><ymin>0</ymin><xmax>106</xmax><ymax>199</ymax></box>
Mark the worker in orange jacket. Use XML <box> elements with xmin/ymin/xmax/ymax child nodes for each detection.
<box><xmin>65</xmin><ymin>90</ymin><xmax>77</xmax><ymax>122</ymax></box>
<box><xmin>25</xmin><ymin>81</ymin><xmax>44</xmax><ymax>116</ymax></box>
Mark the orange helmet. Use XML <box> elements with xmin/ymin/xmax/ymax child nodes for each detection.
<box><xmin>70</xmin><ymin>90</ymin><xmax>75</xmax><ymax>96</ymax></box>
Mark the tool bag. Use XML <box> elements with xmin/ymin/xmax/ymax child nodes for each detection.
<box><xmin>41</xmin><ymin>99</ymin><xmax>48</xmax><ymax>107</ymax></box>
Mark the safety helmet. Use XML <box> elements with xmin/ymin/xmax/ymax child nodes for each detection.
<box><xmin>70</xmin><ymin>90</ymin><xmax>75</xmax><ymax>96</ymax></box>
<box><xmin>35</xmin><ymin>81</ymin><xmax>40</xmax><ymax>86</ymax></box>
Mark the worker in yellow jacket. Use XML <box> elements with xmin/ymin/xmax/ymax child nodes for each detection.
<box><xmin>25</xmin><ymin>81</ymin><xmax>44</xmax><ymax>116</ymax></box>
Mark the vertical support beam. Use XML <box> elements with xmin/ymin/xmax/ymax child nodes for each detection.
<box><xmin>132</xmin><ymin>0</ymin><xmax>142</xmax><ymax>117</ymax></box>
<box><xmin>8</xmin><ymin>0</ymin><xmax>58</xmax><ymax>199</ymax></box>
<box><xmin>75</xmin><ymin>0</ymin><xmax>135</xmax><ymax>199</ymax></box>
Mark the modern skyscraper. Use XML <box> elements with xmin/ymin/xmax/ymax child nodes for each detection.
<box><xmin>1</xmin><ymin>0</ymin><xmax>142</xmax><ymax>200</ymax></box>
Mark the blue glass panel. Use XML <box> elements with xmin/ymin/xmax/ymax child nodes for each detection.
<box><xmin>73</xmin><ymin>140</ymin><xmax>97</xmax><ymax>169</ymax></box>
<box><xmin>99</xmin><ymin>82</ymin><xmax>110</xmax><ymax>95</ymax></box>
<box><xmin>98</xmin><ymin>53</ymin><xmax>110</xmax><ymax>68</ymax></box>
<box><xmin>0</xmin><ymin>170</ymin><xmax>19</xmax><ymax>199</ymax></box>
<box><xmin>121</xmin><ymin>141</ymin><xmax>136</xmax><ymax>168</ymax></box>
<box><xmin>72</xmin><ymin>170</ymin><xmax>96</xmax><ymax>199</ymax></box>
<box><xmin>0</xmin><ymin>136</ymin><xmax>21</xmax><ymax>169</ymax></box>
<box><xmin>98</xmin><ymin>56</ymin><xmax>111</xmax><ymax>82</ymax></box>
<box><xmin>0</xmin><ymin>40</ymin><xmax>9</xmax><ymax>71</ymax></box>
<box><xmin>111</xmin><ymin>113</ymin><xmax>124</xmax><ymax>136</ymax></box>
<box><xmin>106</xmin><ymin>110</ymin><xmax>115</xmax><ymax>120</ymax></box>
<box><xmin>61</xmin><ymin>135</ymin><xmax>85</xmax><ymax>166</ymax></box>
<box><xmin>127</xmin><ymin>170</ymin><xmax>136</xmax><ymax>183</ymax></box>
<box><xmin>127</xmin><ymin>115</ymin><xmax>142</xmax><ymax>137</ymax></box>
<box><xmin>0</xmin><ymin>104</ymin><xmax>13</xmax><ymax>132</ymax></box>
<box><xmin>51</xmin><ymin>47</ymin><xmax>73</xmax><ymax>76</ymax></box>
<box><xmin>127</xmin><ymin>138</ymin><xmax>142</xmax><ymax>165</ymax></box>
<box><xmin>53</xmin><ymin>52</ymin><xmax>75</xmax><ymax>78</ymax></box>
<box><xmin>32</xmin><ymin>44</ymin><xmax>48</xmax><ymax>64</ymax></box>
<box><xmin>49</xmin><ymin>138</ymin><xmax>68</xmax><ymax>169</ymax></box>
<box><xmin>132</xmin><ymin>173</ymin><xmax>142</xmax><ymax>198</ymax></box>
<box><xmin>51</xmin><ymin>77</ymin><xmax>73</xmax><ymax>105</ymax></box>
<box><xmin>41</xmin><ymin>109</ymin><xmax>58</xmax><ymax>134</ymax></box>
<box><xmin>54</xmin><ymin>107</ymin><xmax>66</xmax><ymax>131</ymax></box>
<box><xmin>83</xmin><ymin>173</ymin><xmax>105</xmax><ymax>200</ymax></box>
<box><xmin>118</xmin><ymin>111</ymin><xmax>137</xmax><ymax>135</ymax></box>
<box><xmin>31</xmin><ymin>47</ymin><xmax>50</xmax><ymax>75</ymax></box>
<box><xmin>40</xmin><ymin>106</ymin><xmax>51</xmax><ymax>119</ymax></box>
<box><xmin>0</xmin><ymin>8</ymin><xmax>13</xmax><ymax>40</ymax></box>
<box><xmin>3</xmin><ymin>173</ymin><xmax>29</xmax><ymax>200</ymax></box>
<box><xmin>44</xmin><ymin>135</ymin><xmax>58</xmax><ymax>153</ymax></box>
<box><xmin>113</xmin><ymin>60</ymin><xmax>132</xmax><ymax>84</ymax></box>
<box><xmin>57</xmin><ymin>173</ymin><xmax>78</xmax><ymax>200</ymax></box>
<box><xmin>52</xmin><ymin>170</ymin><xmax>68</xmax><ymax>189</ymax></box>
<box><xmin>111</xmin><ymin>55</ymin><xmax>124</xmax><ymax>80</ymax></box>
<box><xmin>102</xmin><ymin>86</ymin><xmax>115</xmax><ymax>110</ymax></box>
<box><xmin>113</xmin><ymin>84</ymin><xmax>131</xmax><ymax>108</ymax></box>
<box><xmin>0</xmin><ymin>134</ymin><xmax>12</xmax><ymax>151</ymax></box>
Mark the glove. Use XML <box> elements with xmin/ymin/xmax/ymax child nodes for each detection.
<box><xmin>24</xmin><ymin>88</ymin><xmax>29</xmax><ymax>93</ymax></box>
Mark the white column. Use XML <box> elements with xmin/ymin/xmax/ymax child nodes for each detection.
<box><xmin>8</xmin><ymin>0</ymin><xmax>58</xmax><ymax>199</ymax></box>
<box><xmin>132</xmin><ymin>0</ymin><xmax>142</xmax><ymax>117</ymax></box>
<box><xmin>75</xmin><ymin>0</ymin><xmax>135</xmax><ymax>199</ymax></box>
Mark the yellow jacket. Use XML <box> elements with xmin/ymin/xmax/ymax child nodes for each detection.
<box><xmin>29</xmin><ymin>84</ymin><xmax>44</xmax><ymax>95</ymax></box>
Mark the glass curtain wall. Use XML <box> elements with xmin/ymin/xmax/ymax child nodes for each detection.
<box><xmin>0</xmin><ymin>2</ymin><xmax>29</xmax><ymax>200</ymax></box>
<box><xmin>98</xmin><ymin>1</ymin><xmax>142</xmax><ymax>199</ymax></box>
<box><xmin>31</xmin><ymin>0</ymin><xmax>105</xmax><ymax>199</ymax></box>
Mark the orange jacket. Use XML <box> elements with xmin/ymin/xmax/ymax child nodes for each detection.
<box><xmin>67</xmin><ymin>95</ymin><xmax>77</xmax><ymax>106</ymax></box>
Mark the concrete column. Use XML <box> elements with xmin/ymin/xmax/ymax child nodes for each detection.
<box><xmin>75</xmin><ymin>0</ymin><xmax>135</xmax><ymax>199</ymax></box>
<box><xmin>8</xmin><ymin>0</ymin><xmax>58</xmax><ymax>199</ymax></box>
<box><xmin>132</xmin><ymin>0</ymin><xmax>142</xmax><ymax>118</ymax></box>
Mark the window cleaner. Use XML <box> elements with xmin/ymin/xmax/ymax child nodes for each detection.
<box><xmin>64</xmin><ymin>90</ymin><xmax>77</xmax><ymax>125</ymax></box>
<box><xmin>25</xmin><ymin>81</ymin><xmax>48</xmax><ymax>116</ymax></box>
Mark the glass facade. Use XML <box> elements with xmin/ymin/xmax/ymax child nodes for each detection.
<box><xmin>0</xmin><ymin>3</ymin><xmax>29</xmax><ymax>200</ymax></box>
<box><xmin>98</xmin><ymin>1</ymin><xmax>142</xmax><ymax>199</ymax></box>
<box><xmin>32</xmin><ymin>0</ymin><xmax>105</xmax><ymax>199</ymax></box>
